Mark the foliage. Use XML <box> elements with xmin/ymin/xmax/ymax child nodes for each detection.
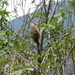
<box><xmin>0</xmin><ymin>0</ymin><xmax>75</xmax><ymax>75</ymax></box>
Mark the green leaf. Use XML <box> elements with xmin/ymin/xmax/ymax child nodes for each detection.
<box><xmin>33</xmin><ymin>54</ymin><xmax>41</xmax><ymax>60</ymax></box>
<box><xmin>13</xmin><ymin>69</ymin><xmax>23</xmax><ymax>75</ymax></box>
<box><xmin>26</xmin><ymin>68</ymin><xmax>34</xmax><ymax>71</ymax></box>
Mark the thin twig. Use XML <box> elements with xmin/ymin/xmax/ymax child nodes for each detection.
<box><xmin>48</xmin><ymin>0</ymin><xmax>58</xmax><ymax>23</ymax></box>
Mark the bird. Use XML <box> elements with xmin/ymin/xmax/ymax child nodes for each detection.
<box><xmin>30</xmin><ymin>23</ymin><xmax>40</xmax><ymax>45</ymax></box>
<box><xmin>30</xmin><ymin>23</ymin><xmax>41</xmax><ymax>63</ymax></box>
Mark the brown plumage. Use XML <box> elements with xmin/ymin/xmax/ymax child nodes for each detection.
<box><xmin>30</xmin><ymin>23</ymin><xmax>40</xmax><ymax>44</ymax></box>
<box><xmin>30</xmin><ymin>23</ymin><xmax>41</xmax><ymax>64</ymax></box>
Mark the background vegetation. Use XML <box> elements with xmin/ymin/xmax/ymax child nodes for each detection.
<box><xmin>0</xmin><ymin>0</ymin><xmax>75</xmax><ymax>75</ymax></box>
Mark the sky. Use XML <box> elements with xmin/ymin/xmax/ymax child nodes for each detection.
<box><xmin>6</xmin><ymin>0</ymin><xmax>63</xmax><ymax>31</ymax></box>
<box><xmin>7</xmin><ymin>0</ymin><xmax>41</xmax><ymax>20</ymax></box>
<box><xmin>7</xmin><ymin>0</ymin><xmax>61</xmax><ymax>20</ymax></box>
